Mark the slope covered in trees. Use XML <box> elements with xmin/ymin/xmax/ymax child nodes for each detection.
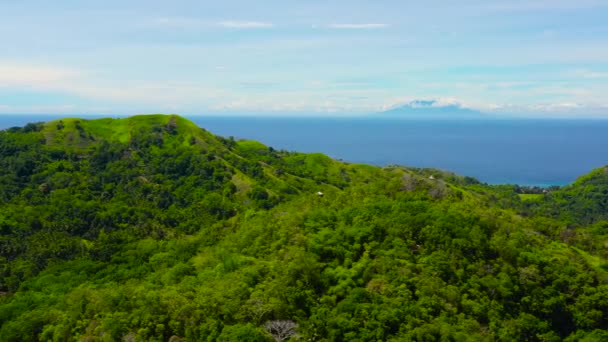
<box><xmin>1</xmin><ymin>115</ymin><xmax>607</xmax><ymax>341</ymax></box>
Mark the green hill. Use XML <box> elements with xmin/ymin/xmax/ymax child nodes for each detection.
<box><xmin>41</xmin><ymin>115</ymin><xmax>222</xmax><ymax>149</ymax></box>
<box><xmin>516</xmin><ymin>167</ymin><xmax>608</xmax><ymax>225</ymax></box>
<box><xmin>1</xmin><ymin>115</ymin><xmax>607</xmax><ymax>341</ymax></box>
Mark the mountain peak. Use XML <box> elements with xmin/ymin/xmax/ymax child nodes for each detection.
<box><xmin>409</xmin><ymin>99</ymin><xmax>449</xmax><ymax>108</ymax></box>
<box><xmin>379</xmin><ymin>99</ymin><xmax>485</xmax><ymax>119</ymax></box>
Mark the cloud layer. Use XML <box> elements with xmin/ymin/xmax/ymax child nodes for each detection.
<box><xmin>217</xmin><ymin>21</ymin><xmax>274</xmax><ymax>29</ymax></box>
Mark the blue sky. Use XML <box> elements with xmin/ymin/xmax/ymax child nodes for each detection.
<box><xmin>1</xmin><ymin>0</ymin><xmax>608</xmax><ymax>116</ymax></box>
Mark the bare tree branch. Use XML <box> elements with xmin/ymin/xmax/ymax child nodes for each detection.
<box><xmin>264</xmin><ymin>320</ymin><xmax>298</xmax><ymax>342</ymax></box>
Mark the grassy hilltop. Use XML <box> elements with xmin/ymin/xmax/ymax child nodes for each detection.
<box><xmin>1</xmin><ymin>115</ymin><xmax>607</xmax><ymax>341</ymax></box>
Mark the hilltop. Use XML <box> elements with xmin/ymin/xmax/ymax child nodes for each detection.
<box><xmin>41</xmin><ymin>114</ymin><xmax>219</xmax><ymax>149</ymax></box>
<box><xmin>1</xmin><ymin>115</ymin><xmax>607</xmax><ymax>341</ymax></box>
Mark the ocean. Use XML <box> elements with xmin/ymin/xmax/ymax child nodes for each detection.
<box><xmin>2</xmin><ymin>114</ymin><xmax>608</xmax><ymax>186</ymax></box>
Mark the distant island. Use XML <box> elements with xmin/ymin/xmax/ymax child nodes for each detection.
<box><xmin>379</xmin><ymin>99</ymin><xmax>487</xmax><ymax>119</ymax></box>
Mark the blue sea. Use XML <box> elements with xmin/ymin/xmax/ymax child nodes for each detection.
<box><xmin>2</xmin><ymin>114</ymin><xmax>608</xmax><ymax>186</ymax></box>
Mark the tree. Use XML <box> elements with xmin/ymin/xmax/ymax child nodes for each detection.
<box><xmin>263</xmin><ymin>320</ymin><xmax>298</xmax><ymax>342</ymax></box>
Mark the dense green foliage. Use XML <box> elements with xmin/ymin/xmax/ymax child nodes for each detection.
<box><xmin>1</xmin><ymin>115</ymin><xmax>607</xmax><ymax>341</ymax></box>
<box><xmin>519</xmin><ymin>167</ymin><xmax>608</xmax><ymax>225</ymax></box>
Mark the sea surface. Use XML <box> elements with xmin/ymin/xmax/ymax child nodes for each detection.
<box><xmin>2</xmin><ymin>114</ymin><xmax>608</xmax><ymax>186</ymax></box>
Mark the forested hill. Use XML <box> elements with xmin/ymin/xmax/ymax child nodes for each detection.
<box><xmin>519</xmin><ymin>167</ymin><xmax>608</xmax><ymax>225</ymax></box>
<box><xmin>1</xmin><ymin>115</ymin><xmax>607</xmax><ymax>341</ymax></box>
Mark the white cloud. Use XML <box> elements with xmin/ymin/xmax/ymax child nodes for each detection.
<box><xmin>538</xmin><ymin>103</ymin><xmax>582</xmax><ymax>110</ymax></box>
<box><xmin>0</xmin><ymin>104</ymin><xmax>80</xmax><ymax>114</ymax></box>
<box><xmin>483</xmin><ymin>0</ymin><xmax>607</xmax><ymax>13</ymax></box>
<box><xmin>152</xmin><ymin>17</ymin><xmax>205</xmax><ymax>29</ymax></box>
<box><xmin>0</xmin><ymin>63</ymin><xmax>81</xmax><ymax>86</ymax></box>
<box><xmin>570</xmin><ymin>69</ymin><xmax>608</xmax><ymax>79</ymax></box>
<box><xmin>0</xmin><ymin>62</ymin><xmax>230</xmax><ymax>110</ymax></box>
<box><xmin>475</xmin><ymin>102</ymin><xmax>608</xmax><ymax>118</ymax></box>
<box><xmin>151</xmin><ymin>18</ymin><xmax>274</xmax><ymax>29</ymax></box>
<box><xmin>217</xmin><ymin>21</ymin><xmax>274</xmax><ymax>29</ymax></box>
<box><xmin>328</xmin><ymin>23</ymin><xmax>389</xmax><ymax>29</ymax></box>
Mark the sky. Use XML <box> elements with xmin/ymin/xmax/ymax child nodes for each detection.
<box><xmin>1</xmin><ymin>0</ymin><xmax>608</xmax><ymax>117</ymax></box>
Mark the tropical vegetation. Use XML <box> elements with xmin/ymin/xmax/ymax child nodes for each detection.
<box><xmin>1</xmin><ymin>115</ymin><xmax>607</xmax><ymax>341</ymax></box>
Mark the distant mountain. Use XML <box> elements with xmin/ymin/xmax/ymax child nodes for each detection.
<box><xmin>379</xmin><ymin>99</ymin><xmax>487</xmax><ymax>119</ymax></box>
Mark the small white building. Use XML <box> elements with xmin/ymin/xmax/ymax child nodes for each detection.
<box><xmin>316</xmin><ymin>191</ymin><xmax>324</xmax><ymax>197</ymax></box>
